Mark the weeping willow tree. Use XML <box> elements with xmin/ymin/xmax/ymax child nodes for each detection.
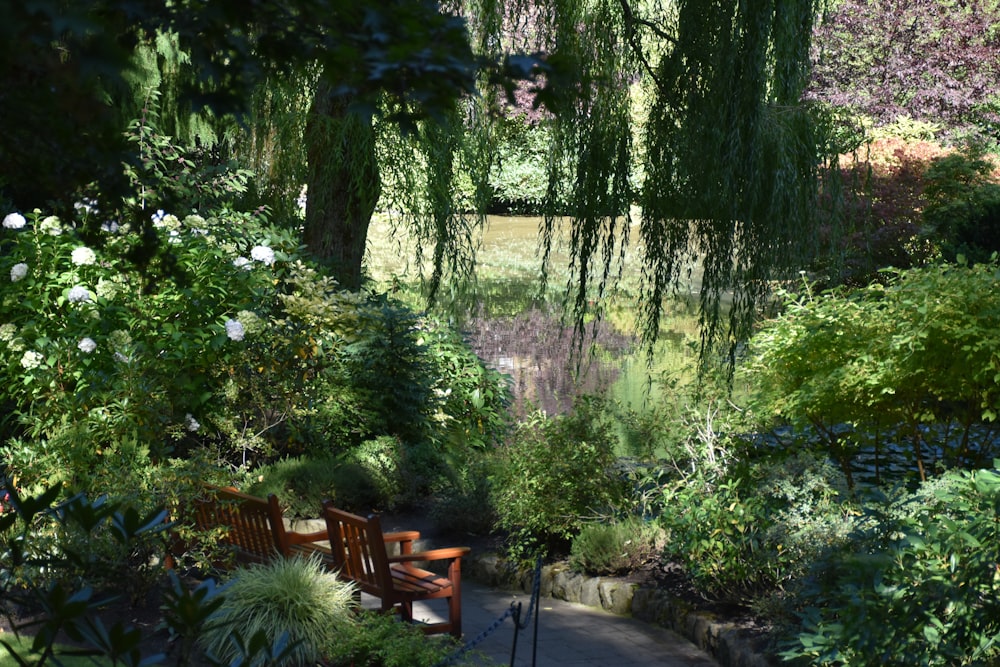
<box><xmin>512</xmin><ymin>0</ymin><xmax>826</xmax><ymax>369</ymax></box>
<box><xmin>239</xmin><ymin>0</ymin><xmax>828</xmax><ymax>367</ymax></box>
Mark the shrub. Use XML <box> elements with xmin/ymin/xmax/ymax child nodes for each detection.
<box><xmin>246</xmin><ymin>445</ymin><xmax>403</xmax><ymax>518</ymax></box>
<box><xmin>657</xmin><ymin>469</ymin><xmax>773</xmax><ymax>602</ymax></box>
<box><xmin>569</xmin><ymin>517</ymin><xmax>666</xmax><ymax>576</ymax></box>
<box><xmin>487</xmin><ymin>119</ymin><xmax>554</xmax><ymax>215</ymax></box>
<box><xmin>429</xmin><ymin>452</ymin><xmax>498</xmax><ymax>537</ymax></box>
<box><xmin>492</xmin><ymin>397</ymin><xmax>628</xmax><ymax>561</ymax></box>
<box><xmin>745</xmin><ymin>264</ymin><xmax>1000</xmax><ymax>485</ymax></box>
<box><xmin>245</xmin><ymin>455</ymin><xmax>343</xmax><ymax>519</ymax></box>
<box><xmin>921</xmin><ymin>146</ymin><xmax>1000</xmax><ymax>263</ymax></box>
<box><xmin>780</xmin><ymin>464</ymin><xmax>1000</xmax><ymax>666</ymax></box>
<box><xmin>200</xmin><ymin>556</ymin><xmax>357</xmax><ymax>666</ymax></box>
<box><xmin>325</xmin><ymin>609</ymin><xmax>475</xmax><ymax>667</ymax></box>
<box><xmin>816</xmin><ymin>137</ymin><xmax>949</xmax><ymax>286</ymax></box>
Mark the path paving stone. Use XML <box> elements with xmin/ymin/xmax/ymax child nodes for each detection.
<box><xmin>363</xmin><ymin>581</ymin><xmax>719</xmax><ymax>666</ymax></box>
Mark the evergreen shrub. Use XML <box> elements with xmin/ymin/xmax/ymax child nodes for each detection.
<box><xmin>780</xmin><ymin>464</ymin><xmax>1000</xmax><ymax>666</ymax></box>
<box><xmin>492</xmin><ymin>397</ymin><xmax>628</xmax><ymax>560</ymax></box>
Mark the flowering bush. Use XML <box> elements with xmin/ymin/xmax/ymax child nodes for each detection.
<box><xmin>0</xmin><ymin>118</ymin><xmax>510</xmax><ymax>504</ymax></box>
<box><xmin>0</xmin><ymin>215</ymin><xmax>510</xmax><ymax>500</ymax></box>
<box><xmin>0</xmin><ymin>206</ymin><xmax>295</xmax><ymax>492</ymax></box>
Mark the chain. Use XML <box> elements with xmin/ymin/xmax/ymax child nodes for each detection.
<box><xmin>433</xmin><ymin>556</ymin><xmax>544</xmax><ymax>667</ymax></box>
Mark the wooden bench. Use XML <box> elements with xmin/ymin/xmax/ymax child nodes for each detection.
<box><xmin>322</xmin><ymin>500</ymin><xmax>470</xmax><ymax>637</ymax></box>
<box><xmin>174</xmin><ymin>485</ymin><xmax>328</xmax><ymax>568</ymax></box>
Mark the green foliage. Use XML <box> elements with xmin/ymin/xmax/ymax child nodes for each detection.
<box><xmin>429</xmin><ymin>452</ymin><xmax>499</xmax><ymax>537</ymax></box>
<box><xmin>745</xmin><ymin>263</ymin><xmax>1000</xmax><ymax>482</ymax></box>
<box><xmin>246</xmin><ymin>443</ymin><xmax>402</xmax><ymax>518</ymax></box>
<box><xmin>419</xmin><ymin>318</ymin><xmax>512</xmax><ymax>451</ymax></box>
<box><xmin>0</xmin><ymin>482</ymin><xmax>221</xmax><ymax>667</ymax></box>
<box><xmin>569</xmin><ymin>517</ymin><xmax>666</xmax><ymax>577</ymax></box>
<box><xmin>0</xmin><ymin>116</ymin><xmax>509</xmax><ymax>498</ymax></box>
<box><xmin>780</xmin><ymin>464</ymin><xmax>1000</xmax><ymax>666</ymax></box>
<box><xmin>637</xmin><ymin>0</ymin><xmax>822</xmax><ymax>372</ymax></box>
<box><xmin>922</xmin><ymin>146</ymin><xmax>1000</xmax><ymax>263</ymax></box>
<box><xmin>656</xmin><ymin>468</ymin><xmax>773</xmax><ymax>602</ymax></box>
<box><xmin>633</xmin><ymin>399</ymin><xmax>859</xmax><ymax>603</ymax></box>
<box><xmin>279</xmin><ymin>267</ymin><xmax>511</xmax><ymax>456</ymax></box>
<box><xmin>492</xmin><ymin>397</ymin><xmax>628</xmax><ymax>560</ymax></box>
<box><xmin>488</xmin><ymin>120</ymin><xmax>556</xmax><ymax>214</ymax></box>
<box><xmin>325</xmin><ymin>610</ymin><xmax>478</xmax><ymax>667</ymax></box>
<box><xmin>244</xmin><ymin>456</ymin><xmax>344</xmax><ymax>519</ymax></box>
<box><xmin>753</xmin><ymin>452</ymin><xmax>859</xmax><ymax>598</ymax></box>
<box><xmin>200</xmin><ymin>556</ymin><xmax>357</xmax><ymax>667</ymax></box>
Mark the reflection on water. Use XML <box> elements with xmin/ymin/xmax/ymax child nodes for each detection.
<box><xmin>367</xmin><ymin>214</ymin><xmax>703</xmax><ymax>416</ymax></box>
<box><xmin>464</xmin><ymin>303</ymin><xmax>635</xmax><ymax>417</ymax></box>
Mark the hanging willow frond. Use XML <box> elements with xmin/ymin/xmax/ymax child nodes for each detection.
<box><xmin>512</xmin><ymin>0</ymin><xmax>826</xmax><ymax>374</ymax></box>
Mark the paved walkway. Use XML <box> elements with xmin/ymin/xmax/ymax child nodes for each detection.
<box><xmin>363</xmin><ymin>581</ymin><xmax>719</xmax><ymax>666</ymax></box>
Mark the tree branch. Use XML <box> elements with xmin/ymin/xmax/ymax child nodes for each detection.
<box><xmin>618</xmin><ymin>0</ymin><xmax>675</xmax><ymax>92</ymax></box>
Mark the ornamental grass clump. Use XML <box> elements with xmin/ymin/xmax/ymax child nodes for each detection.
<box><xmin>200</xmin><ymin>556</ymin><xmax>357</xmax><ymax>666</ymax></box>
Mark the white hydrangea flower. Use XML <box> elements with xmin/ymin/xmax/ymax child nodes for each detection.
<box><xmin>67</xmin><ymin>285</ymin><xmax>92</xmax><ymax>303</ymax></box>
<box><xmin>225</xmin><ymin>318</ymin><xmax>245</xmax><ymax>341</ymax></box>
<box><xmin>184</xmin><ymin>413</ymin><xmax>201</xmax><ymax>432</ymax></box>
<box><xmin>233</xmin><ymin>256</ymin><xmax>252</xmax><ymax>270</ymax></box>
<box><xmin>74</xmin><ymin>199</ymin><xmax>97</xmax><ymax>215</ymax></box>
<box><xmin>0</xmin><ymin>324</ymin><xmax>16</xmax><ymax>342</ymax></box>
<box><xmin>2</xmin><ymin>213</ymin><xmax>26</xmax><ymax>229</ymax></box>
<box><xmin>236</xmin><ymin>310</ymin><xmax>265</xmax><ymax>336</ymax></box>
<box><xmin>95</xmin><ymin>278</ymin><xmax>119</xmax><ymax>301</ymax></box>
<box><xmin>108</xmin><ymin>330</ymin><xmax>132</xmax><ymax>350</ymax></box>
<box><xmin>10</xmin><ymin>263</ymin><xmax>28</xmax><ymax>282</ymax></box>
<box><xmin>183</xmin><ymin>214</ymin><xmax>206</xmax><ymax>227</ymax></box>
<box><xmin>151</xmin><ymin>209</ymin><xmax>166</xmax><ymax>225</ymax></box>
<box><xmin>39</xmin><ymin>216</ymin><xmax>62</xmax><ymax>236</ymax></box>
<box><xmin>71</xmin><ymin>246</ymin><xmax>97</xmax><ymax>266</ymax></box>
<box><xmin>250</xmin><ymin>245</ymin><xmax>275</xmax><ymax>266</ymax></box>
<box><xmin>77</xmin><ymin>337</ymin><xmax>97</xmax><ymax>353</ymax></box>
<box><xmin>20</xmin><ymin>350</ymin><xmax>43</xmax><ymax>370</ymax></box>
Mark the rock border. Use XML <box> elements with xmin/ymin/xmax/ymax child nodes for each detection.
<box><xmin>465</xmin><ymin>553</ymin><xmax>777</xmax><ymax>667</ymax></box>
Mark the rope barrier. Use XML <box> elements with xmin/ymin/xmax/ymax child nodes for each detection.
<box><xmin>433</xmin><ymin>556</ymin><xmax>544</xmax><ymax>667</ymax></box>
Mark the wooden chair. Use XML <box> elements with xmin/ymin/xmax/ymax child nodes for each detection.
<box><xmin>321</xmin><ymin>500</ymin><xmax>470</xmax><ymax>637</ymax></box>
<box><xmin>184</xmin><ymin>486</ymin><xmax>328</xmax><ymax>567</ymax></box>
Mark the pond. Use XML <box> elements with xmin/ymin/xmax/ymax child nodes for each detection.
<box><xmin>366</xmin><ymin>214</ymin><xmax>705</xmax><ymax>420</ymax></box>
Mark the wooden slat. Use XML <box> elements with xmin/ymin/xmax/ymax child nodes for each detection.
<box><xmin>322</xmin><ymin>500</ymin><xmax>468</xmax><ymax>637</ymax></box>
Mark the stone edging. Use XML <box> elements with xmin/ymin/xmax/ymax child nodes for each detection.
<box><xmin>465</xmin><ymin>553</ymin><xmax>777</xmax><ymax>667</ymax></box>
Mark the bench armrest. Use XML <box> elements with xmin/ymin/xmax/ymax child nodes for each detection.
<box><xmin>286</xmin><ymin>529</ymin><xmax>328</xmax><ymax>545</ymax></box>
<box><xmin>388</xmin><ymin>546</ymin><xmax>470</xmax><ymax>563</ymax></box>
<box><xmin>383</xmin><ymin>530</ymin><xmax>421</xmax><ymax>543</ymax></box>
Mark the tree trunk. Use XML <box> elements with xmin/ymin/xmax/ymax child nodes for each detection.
<box><xmin>303</xmin><ymin>72</ymin><xmax>380</xmax><ymax>290</ymax></box>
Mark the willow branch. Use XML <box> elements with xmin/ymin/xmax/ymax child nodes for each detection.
<box><xmin>618</xmin><ymin>0</ymin><xmax>675</xmax><ymax>91</ymax></box>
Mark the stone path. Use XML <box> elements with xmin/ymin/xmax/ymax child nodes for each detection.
<box><xmin>362</xmin><ymin>581</ymin><xmax>719</xmax><ymax>666</ymax></box>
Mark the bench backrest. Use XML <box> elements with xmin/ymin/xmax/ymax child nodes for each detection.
<box><xmin>192</xmin><ymin>486</ymin><xmax>289</xmax><ymax>565</ymax></box>
<box><xmin>322</xmin><ymin>504</ymin><xmax>391</xmax><ymax>596</ymax></box>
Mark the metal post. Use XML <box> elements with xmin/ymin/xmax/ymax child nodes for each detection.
<box><xmin>509</xmin><ymin>601</ymin><xmax>523</xmax><ymax>667</ymax></box>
